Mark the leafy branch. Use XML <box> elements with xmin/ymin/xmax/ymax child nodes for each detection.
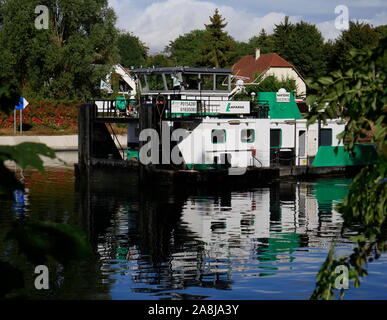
<box><xmin>307</xmin><ymin>37</ymin><xmax>387</xmax><ymax>299</ymax></box>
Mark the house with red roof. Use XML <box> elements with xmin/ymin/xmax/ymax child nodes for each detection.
<box><xmin>232</xmin><ymin>49</ymin><xmax>306</xmax><ymax>97</ymax></box>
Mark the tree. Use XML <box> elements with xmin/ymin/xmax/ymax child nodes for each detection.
<box><xmin>117</xmin><ymin>31</ymin><xmax>148</xmax><ymax>68</ymax></box>
<box><xmin>272</xmin><ymin>18</ymin><xmax>326</xmax><ymax>79</ymax></box>
<box><xmin>0</xmin><ymin>0</ymin><xmax>118</xmax><ymax>100</ymax></box>
<box><xmin>201</xmin><ymin>9</ymin><xmax>234</xmax><ymax>68</ymax></box>
<box><xmin>166</xmin><ymin>29</ymin><xmax>208</xmax><ymax>67</ymax></box>
<box><xmin>307</xmin><ymin>36</ymin><xmax>387</xmax><ymax>300</ymax></box>
<box><xmin>272</xmin><ymin>16</ymin><xmax>294</xmax><ymax>57</ymax></box>
<box><xmin>375</xmin><ymin>25</ymin><xmax>387</xmax><ymax>40</ymax></box>
<box><xmin>0</xmin><ymin>41</ymin><xmax>20</xmax><ymax>114</ymax></box>
<box><xmin>145</xmin><ymin>54</ymin><xmax>174</xmax><ymax>68</ymax></box>
<box><xmin>287</xmin><ymin>21</ymin><xmax>326</xmax><ymax>78</ymax></box>
<box><xmin>322</xmin><ymin>40</ymin><xmax>338</xmax><ymax>76</ymax></box>
<box><xmin>329</xmin><ymin>21</ymin><xmax>380</xmax><ymax>71</ymax></box>
<box><xmin>232</xmin><ymin>41</ymin><xmax>252</xmax><ymax>61</ymax></box>
<box><xmin>248</xmin><ymin>29</ymin><xmax>275</xmax><ymax>54</ymax></box>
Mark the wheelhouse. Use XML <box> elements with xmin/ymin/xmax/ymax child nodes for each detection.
<box><xmin>133</xmin><ymin>67</ymin><xmax>232</xmax><ymax>95</ymax></box>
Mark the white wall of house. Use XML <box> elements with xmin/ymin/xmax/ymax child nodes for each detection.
<box><xmin>264</xmin><ymin>67</ymin><xmax>306</xmax><ymax>97</ymax></box>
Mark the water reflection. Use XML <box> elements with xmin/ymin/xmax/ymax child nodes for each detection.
<box><xmin>77</xmin><ymin>171</ymin><xmax>355</xmax><ymax>299</ymax></box>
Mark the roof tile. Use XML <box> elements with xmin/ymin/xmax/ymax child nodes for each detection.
<box><xmin>232</xmin><ymin>53</ymin><xmax>293</xmax><ymax>82</ymax></box>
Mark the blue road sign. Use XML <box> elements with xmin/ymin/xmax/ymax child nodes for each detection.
<box><xmin>14</xmin><ymin>97</ymin><xmax>29</xmax><ymax>110</ymax></box>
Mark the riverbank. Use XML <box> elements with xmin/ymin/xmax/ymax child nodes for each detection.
<box><xmin>0</xmin><ymin>134</ymin><xmax>127</xmax><ymax>151</ymax></box>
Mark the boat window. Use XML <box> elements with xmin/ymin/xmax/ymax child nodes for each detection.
<box><xmin>320</xmin><ymin>129</ymin><xmax>332</xmax><ymax>146</ymax></box>
<box><xmin>241</xmin><ymin>129</ymin><xmax>255</xmax><ymax>143</ymax></box>
<box><xmin>118</xmin><ymin>79</ymin><xmax>133</xmax><ymax>92</ymax></box>
<box><xmin>165</xmin><ymin>73</ymin><xmax>183</xmax><ymax>90</ymax></box>
<box><xmin>215</xmin><ymin>74</ymin><xmax>229</xmax><ymax>91</ymax></box>
<box><xmin>164</xmin><ymin>74</ymin><xmax>174</xmax><ymax>90</ymax></box>
<box><xmin>139</xmin><ymin>75</ymin><xmax>148</xmax><ymax>91</ymax></box>
<box><xmin>183</xmin><ymin>73</ymin><xmax>199</xmax><ymax>90</ymax></box>
<box><xmin>212</xmin><ymin>129</ymin><xmax>226</xmax><ymax>144</ymax></box>
<box><xmin>270</xmin><ymin>129</ymin><xmax>281</xmax><ymax>148</ymax></box>
<box><xmin>147</xmin><ymin>74</ymin><xmax>165</xmax><ymax>91</ymax></box>
<box><xmin>201</xmin><ymin>74</ymin><xmax>214</xmax><ymax>90</ymax></box>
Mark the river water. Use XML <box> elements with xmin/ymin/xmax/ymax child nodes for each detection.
<box><xmin>1</xmin><ymin>159</ymin><xmax>386</xmax><ymax>300</ymax></box>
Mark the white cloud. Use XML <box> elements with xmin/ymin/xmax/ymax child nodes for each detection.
<box><xmin>361</xmin><ymin>11</ymin><xmax>387</xmax><ymax>26</ymax></box>
<box><xmin>316</xmin><ymin>20</ymin><xmax>342</xmax><ymax>41</ymax></box>
<box><xmin>316</xmin><ymin>11</ymin><xmax>387</xmax><ymax>41</ymax></box>
<box><xmin>109</xmin><ymin>0</ymin><xmax>298</xmax><ymax>53</ymax></box>
<box><xmin>108</xmin><ymin>0</ymin><xmax>387</xmax><ymax>52</ymax></box>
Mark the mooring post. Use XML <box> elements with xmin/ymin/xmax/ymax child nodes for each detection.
<box><xmin>78</xmin><ymin>103</ymin><xmax>95</xmax><ymax>176</ymax></box>
<box><xmin>139</xmin><ymin>100</ymin><xmax>159</xmax><ymax>179</ymax></box>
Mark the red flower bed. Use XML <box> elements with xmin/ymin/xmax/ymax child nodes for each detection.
<box><xmin>0</xmin><ymin>99</ymin><xmax>82</xmax><ymax>130</ymax></box>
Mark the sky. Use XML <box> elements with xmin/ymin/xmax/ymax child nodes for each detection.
<box><xmin>108</xmin><ymin>0</ymin><xmax>387</xmax><ymax>53</ymax></box>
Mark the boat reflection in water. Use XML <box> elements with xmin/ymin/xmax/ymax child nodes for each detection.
<box><xmin>79</xmin><ymin>172</ymin><xmax>353</xmax><ymax>300</ymax></box>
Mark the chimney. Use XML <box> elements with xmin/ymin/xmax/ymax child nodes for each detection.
<box><xmin>255</xmin><ymin>48</ymin><xmax>261</xmax><ymax>60</ymax></box>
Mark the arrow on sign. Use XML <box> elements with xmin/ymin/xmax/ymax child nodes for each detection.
<box><xmin>14</xmin><ymin>97</ymin><xmax>29</xmax><ymax>110</ymax></box>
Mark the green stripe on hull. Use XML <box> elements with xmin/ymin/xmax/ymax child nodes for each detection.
<box><xmin>185</xmin><ymin>163</ymin><xmax>232</xmax><ymax>170</ymax></box>
<box><xmin>312</xmin><ymin>144</ymin><xmax>378</xmax><ymax>167</ymax></box>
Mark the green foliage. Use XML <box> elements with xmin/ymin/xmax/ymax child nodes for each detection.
<box><xmin>234</xmin><ymin>75</ymin><xmax>297</xmax><ymax>100</ymax></box>
<box><xmin>306</xmin><ymin>43</ymin><xmax>386</xmax><ymax>154</ymax></box>
<box><xmin>0</xmin><ymin>143</ymin><xmax>56</xmax><ymax>197</ymax></box>
<box><xmin>166</xmin><ymin>27</ymin><xmax>239</xmax><ymax>69</ymax></box>
<box><xmin>0</xmin><ymin>139</ymin><xmax>93</xmax><ymax>298</ymax></box>
<box><xmin>273</xmin><ymin>18</ymin><xmax>326</xmax><ymax>79</ymax></box>
<box><xmin>0</xmin><ymin>51</ymin><xmax>92</xmax><ymax>299</ymax></box>
<box><xmin>0</xmin><ymin>0</ymin><xmax>118</xmax><ymax>100</ymax></box>
<box><xmin>117</xmin><ymin>31</ymin><xmax>148</xmax><ymax>68</ymax></box>
<box><xmin>0</xmin><ymin>142</ymin><xmax>56</xmax><ymax>172</ymax></box>
<box><xmin>307</xmin><ymin>34</ymin><xmax>387</xmax><ymax>300</ymax></box>
<box><xmin>0</xmin><ymin>99</ymin><xmax>79</xmax><ymax>130</ymax></box>
<box><xmin>7</xmin><ymin>220</ymin><xmax>92</xmax><ymax>266</ymax></box>
<box><xmin>329</xmin><ymin>21</ymin><xmax>381</xmax><ymax>71</ymax></box>
<box><xmin>258</xmin><ymin>75</ymin><xmax>297</xmax><ymax>94</ymax></box>
<box><xmin>232</xmin><ymin>41</ymin><xmax>253</xmax><ymax>61</ymax></box>
<box><xmin>311</xmin><ymin>162</ymin><xmax>387</xmax><ymax>300</ymax></box>
<box><xmin>166</xmin><ymin>29</ymin><xmax>209</xmax><ymax>67</ymax></box>
<box><xmin>272</xmin><ymin>16</ymin><xmax>294</xmax><ymax>58</ymax></box>
<box><xmin>375</xmin><ymin>25</ymin><xmax>387</xmax><ymax>40</ymax></box>
<box><xmin>201</xmin><ymin>9</ymin><xmax>234</xmax><ymax>68</ymax></box>
<box><xmin>228</xmin><ymin>28</ymin><xmax>276</xmax><ymax>65</ymax></box>
<box><xmin>146</xmin><ymin>54</ymin><xmax>174</xmax><ymax>68</ymax></box>
<box><xmin>0</xmin><ymin>36</ymin><xmax>20</xmax><ymax>114</ymax></box>
<box><xmin>248</xmin><ymin>29</ymin><xmax>275</xmax><ymax>55</ymax></box>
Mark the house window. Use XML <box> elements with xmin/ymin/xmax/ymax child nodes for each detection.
<box><xmin>320</xmin><ymin>129</ymin><xmax>332</xmax><ymax>146</ymax></box>
<box><xmin>241</xmin><ymin>129</ymin><xmax>255</xmax><ymax>143</ymax></box>
<box><xmin>212</xmin><ymin>129</ymin><xmax>226</xmax><ymax>144</ymax></box>
<box><xmin>270</xmin><ymin>129</ymin><xmax>281</xmax><ymax>148</ymax></box>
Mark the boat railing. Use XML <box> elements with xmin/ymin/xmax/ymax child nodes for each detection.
<box><xmin>90</xmin><ymin>97</ymin><xmax>270</xmax><ymax>120</ymax></box>
<box><xmin>92</xmin><ymin>100</ymin><xmax>139</xmax><ymax>119</ymax></box>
